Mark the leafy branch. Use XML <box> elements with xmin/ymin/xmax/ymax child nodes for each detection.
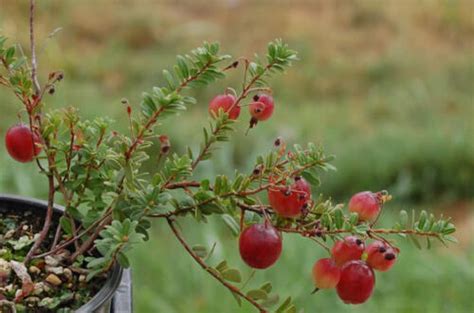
<box><xmin>0</xmin><ymin>11</ymin><xmax>458</xmax><ymax>311</ymax></box>
<box><xmin>167</xmin><ymin>218</ymin><xmax>270</xmax><ymax>313</ymax></box>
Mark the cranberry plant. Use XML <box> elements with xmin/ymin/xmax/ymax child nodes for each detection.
<box><xmin>0</xmin><ymin>3</ymin><xmax>457</xmax><ymax>312</ymax></box>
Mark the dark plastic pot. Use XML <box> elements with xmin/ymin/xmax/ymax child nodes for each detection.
<box><xmin>0</xmin><ymin>194</ymin><xmax>132</xmax><ymax>313</ymax></box>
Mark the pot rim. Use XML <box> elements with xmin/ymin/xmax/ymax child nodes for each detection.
<box><xmin>0</xmin><ymin>193</ymin><xmax>123</xmax><ymax>312</ymax></box>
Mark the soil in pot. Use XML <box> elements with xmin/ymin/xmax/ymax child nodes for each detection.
<box><xmin>0</xmin><ymin>207</ymin><xmax>107</xmax><ymax>312</ymax></box>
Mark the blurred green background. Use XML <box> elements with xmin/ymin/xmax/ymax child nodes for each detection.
<box><xmin>0</xmin><ymin>1</ymin><xmax>473</xmax><ymax>312</ymax></box>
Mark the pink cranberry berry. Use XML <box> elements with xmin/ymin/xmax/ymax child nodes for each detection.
<box><xmin>249</xmin><ymin>94</ymin><xmax>274</xmax><ymax>121</ymax></box>
<box><xmin>268</xmin><ymin>176</ymin><xmax>311</xmax><ymax>218</ymax></box>
<box><xmin>208</xmin><ymin>94</ymin><xmax>240</xmax><ymax>120</ymax></box>
<box><xmin>312</xmin><ymin>258</ymin><xmax>341</xmax><ymax>290</ymax></box>
<box><xmin>331</xmin><ymin>236</ymin><xmax>365</xmax><ymax>266</ymax></box>
<box><xmin>239</xmin><ymin>222</ymin><xmax>282</xmax><ymax>269</ymax></box>
<box><xmin>336</xmin><ymin>260</ymin><xmax>375</xmax><ymax>304</ymax></box>
<box><xmin>348</xmin><ymin>191</ymin><xmax>381</xmax><ymax>222</ymax></box>
<box><xmin>5</xmin><ymin>124</ymin><xmax>42</xmax><ymax>163</ymax></box>
<box><xmin>365</xmin><ymin>241</ymin><xmax>398</xmax><ymax>272</ymax></box>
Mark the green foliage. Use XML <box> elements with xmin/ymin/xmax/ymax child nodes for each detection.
<box><xmin>0</xmin><ymin>35</ymin><xmax>33</xmax><ymax>97</ymax></box>
<box><xmin>87</xmin><ymin>219</ymin><xmax>145</xmax><ymax>280</ymax></box>
<box><xmin>249</xmin><ymin>39</ymin><xmax>298</xmax><ymax>87</ymax></box>
<box><xmin>0</xmin><ymin>30</ymin><xmax>459</xmax><ymax>312</ymax></box>
<box><xmin>394</xmin><ymin>209</ymin><xmax>457</xmax><ymax>248</ymax></box>
<box><xmin>140</xmin><ymin>42</ymin><xmax>230</xmax><ymax>121</ymax></box>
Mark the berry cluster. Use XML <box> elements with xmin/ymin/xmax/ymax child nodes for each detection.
<box><xmin>208</xmin><ymin>92</ymin><xmax>275</xmax><ymax>129</ymax></box>
<box><xmin>313</xmin><ymin>235</ymin><xmax>398</xmax><ymax>304</ymax></box>
<box><xmin>239</xmin><ymin>189</ymin><xmax>397</xmax><ymax>305</ymax></box>
<box><xmin>1</xmin><ymin>29</ymin><xmax>456</xmax><ymax>311</ymax></box>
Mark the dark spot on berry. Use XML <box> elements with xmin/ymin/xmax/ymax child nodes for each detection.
<box><xmin>378</xmin><ymin>246</ymin><xmax>386</xmax><ymax>253</ymax></box>
<box><xmin>356</xmin><ymin>239</ymin><xmax>363</xmax><ymax>246</ymax></box>
<box><xmin>298</xmin><ymin>194</ymin><xmax>306</xmax><ymax>201</ymax></box>
<box><xmin>274</xmin><ymin>137</ymin><xmax>281</xmax><ymax>147</ymax></box>
<box><xmin>252</xmin><ymin>167</ymin><xmax>261</xmax><ymax>175</ymax></box>
<box><xmin>161</xmin><ymin>146</ymin><xmax>170</xmax><ymax>154</ymax></box>
<box><xmin>253</xmin><ymin>95</ymin><xmax>260</xmax><ymax>101</ymax></box>
<box><xmin>294</xmin><ymin>176</ymin><xmax>301</xmax><ymax>181</ymax></box>
<box><xmin>384</xmin><ymin>253</ymin><xmax>396</xmax><ymax>260</ymax></box>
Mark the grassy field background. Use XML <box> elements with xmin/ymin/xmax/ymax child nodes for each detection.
<box><xmin>0</xmin><ymin>1</ymin><xmax>473</xmax><ymax>312</ymax></box>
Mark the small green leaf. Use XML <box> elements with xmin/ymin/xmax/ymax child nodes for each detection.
<box><xmin>442</xmin><ymin>223</ymin><xmax>456</xmax><ymax>235</ymax></box>
<box><xmin>334</xmin><ymin>208</ymin><xmax>344</xmax><ymax>229</ymax></box>
<box><xmin>222</xmin><ymin>214</ymin><xmax>240</xmax><ymax>237</ymax></box>
<box><xmin>230</xmin><ymin>291</ymin><xmax>242</xmax><ymax>307</ymax></box>
<box><xmin>261</xmin><ymin>293</ymin><xmax>279</xmax><ymax>308</ymax></box>
<box><xmin>215</xmin><ymin>260</ymin><xmax>228</xmax><ymax>272</ymax></box>
<box><xmin>117</xmin><ymin>252</ymin><xmax>130</xmax><ymax>268</ymax></box>
<box><xmin>276</xmin><ymin>297</ymin><xmax>293</xmax><ymax>313</ymax></box>
<box><xmin>399</xmin><ymin>210</ymin><xmax>408</xmax><ymax>228</ymax></box>
<box><xmin>409</xmin><ymin>234</ymin><xmax>422</xmax><ymax>249</ymax></box>
<box><xmin>192</xmin><ymin>244</ymin><xmax>208</xmax><ymax>258</ymax></box>
<box><xmin>349</xmin><ymin>212</ymin><xmax>359</xmax><ymax>225</ymax></box>
<box><xmin>221</xmin><ymin>268</ymin><xmax>242</xmax><ymax>283</ymax></box>
<box><xmin>443</xmin><ymin>235</ymin><xmax>458</xmax><ymax>243</ymax></box>
<box><xmin>354</xmin><ymin>224</ymin><xmax>369</xmax><ymax>235</ymax></box>
<box><xmin>246</xmin><ymin>289</ymin><xmax>268</xmax><ymax>300</ymax></box>
<box><xmin>260</xmin><ymin>282</ymin><xmax>272</xmax><ymax>293</ymax></box>
<box><xmin>59</xmin><ymin>216</ymin><xmax>72</xmax><ymax>235</ymax></box>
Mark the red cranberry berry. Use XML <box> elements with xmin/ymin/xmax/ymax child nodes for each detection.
<box><xmin>249</xmin><ymin>94</ymin><xmax>274</xmax><ymax>121</ymax></box>
<box><xmin>208</xmin><ymin>94</ymin><xmax>240</xmax><ymax>120</ymax></box>
<box><xmin>312</xmin><ymin>258</ymin><xmax>341</xmax><ymax>290</ymax></box>
<box><xmin>239</xmin><ymin>222</ymin><xmax>283</xmax><ymax>269</ymax></box>
<box><xmin>365</xmin><ymin>241</ymin><xmax>398</xmax><ymax>272</ymax></box>
<box><xmin>336</xmin><ymin>260</ymin><xmax>375</xmax><ymax>304</ymax></box>
<box><xmin>348</xmin><ymin>191</ymin><xmax>381</xmax><ymax>222</ymax></box>
<box><xmin>331</xmin><ymin>236</ymin><xmax>365</xmax><ymax>266</ymax></box>
<box><xmin>5</xmin><ymin>124</ymin><xmax>42</xmax><ymax>163</ymax></box>
<box><xmin>268</xmin><ymin>177</ymin><xmax>311</xmax><ymax>218</ymax></box>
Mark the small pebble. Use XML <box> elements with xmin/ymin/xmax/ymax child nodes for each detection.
<box><xmin>32</xmin><ymin>282</ymin><xmax>45</xmax><ymax>295</ymax></box>
<box><xmin>45</xmin><ymin>274</ymin><xmax>62</xmax><ymax>286</ymax></box>
<box><xmin>46</xmin><ymin>266</ymin><xmax>64</xmax><ymax>275</ymax></box>
<box><xmin>4</xmin><ymin>230</ymin><xmax>15</xmax><ymax>239</ymax></box>
<box><xmin>63</xmin><ymin>268</ymin><xmax>73</xmax><ymax>281</ymax></box>
<box><xmin>0</xmin><ymin>258</ymin><xmax>11</xmax><ymax>275</ymax></box>
<box><xmin>29</xmin><ymin>266</ymin><xmax>41</xmax><ymax>275</ymax></box>
<box><xmin>44</xmin><ymin>256</ymin><xmax>59</xmax><ymax>267</ymax></box>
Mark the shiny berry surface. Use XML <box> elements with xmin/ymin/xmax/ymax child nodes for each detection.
<box><xmin>331</xmin><ymin>236</ymin><xmax>365</xmax><ymax>266</ymax></box>
<box><xmin>312</xmin><ymin>258</ymin><xmax>341</xmax><ymax>289</ymax></box>
<box><xmin>239</xmin><ymin>222</ymin><xmax>282</xmax><ymax>269</ymax></box>
<box><xmin>250</xmin><ymin>94</ymin><xmax>274</xmax><ymax>121</ymax></box>
<box><xmin>268</xmin><ymin>177</ymin><xmax>311</xmax><ymax>218</ymax></box>
<box><xmin>348</xmin><ymin>191</ymin><xmax>381</xmax><ymax>222</ymax></box>
<box><xmin>208</xmin><ymin>94</ymin><xmax>240</xmax><ymax>120</ymax></box>
<box><xmin>5</xmin><ymin>124</ymin><xmax>41</xmax><ymax>163</ymax></box>
<box><xmin>336</xmin><ymin>260</ymin><xmax>375</xmax><ymax>304</ymax></box>
<box><xmin>249</xmin><ymin>101</ymin><xmax>266</xmax><ymax>120</ymax></box>
<box><xmin>366</xmin><ymin>241</ymin><xmax>398</xmax><ymax>272</ymax></box>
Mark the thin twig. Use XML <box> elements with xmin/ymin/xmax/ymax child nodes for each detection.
<box><xmin>25</xmin><ymin>173</ymin><xmax>55</xmax><ymax>262</ymax></box>
<box><xmin>167</xmin><ymin>218</ymin><xmax>268</xmax><ymax>313</ymax></box>
<box><xmin>29</xmin><ymin>0</ymin><xmax>40</xmax><ymax>95</ymax></box>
